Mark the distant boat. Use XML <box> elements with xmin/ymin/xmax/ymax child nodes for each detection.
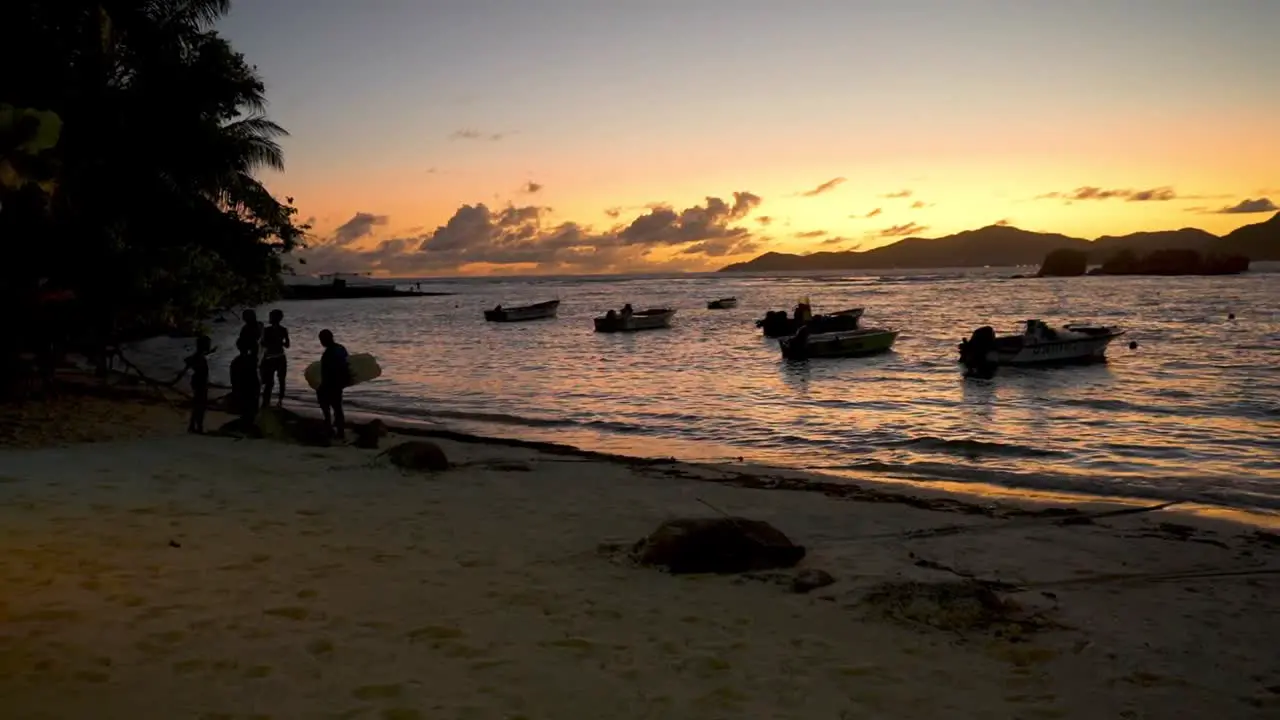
<box><xmin>959</xmin><ymin>319</ymin><xmax>1125</xmax><ymax>372</ymax></box>
<box><xmin>757</xmin><ymin>306</ymin><xmax>863</xmax><ymax>338</ymax></box>
<box><xmin>593</xmin><ymin>308</ymin><xmax>676</xmax><ymax>333</ymax></box>
<box><xmin>779</xmin><ymin>327</ymin><xmax>899</xmax><ymax>360</ymax></box>
<box><xmin>484</xmin><ymin>299</ymin><xmax>560</xmax><ymax>322</ymax></box>
<box><xmin>707</xmin><ymin>297</ymin><xmax>738</xmax><ymax>309</ymax></box>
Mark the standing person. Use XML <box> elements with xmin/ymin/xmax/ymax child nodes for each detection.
<box><xmin>229</xmin><ymin>345</ymin><xmax>260</xmax><ymax>427</ymax></box>
<box><xmin>237</xmin><ymin>309</ymin><xmax>262</xmax><ymax>358</ymax></box>
<box><xmin>260</xmin><ymin>309</ymin><xmax>290</xmax><ymax>408</ymax></box>
<box><xmin>316</xmin><ymin>329</ymin><xmax>350</xmax><ymax>440</ymax></box>
<box><xmin>183</xmin><ymin>335</ymin><xmax>213</xmax><ymax>433</ymax></box>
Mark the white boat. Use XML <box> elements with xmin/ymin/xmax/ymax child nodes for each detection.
<box><xmin>593</xmin><ymin>308</ymin><xmax>676</xmax><ymax>333</ymax></box>
<box><xmin>779</xmin><ymin>327</ymin><xmax>898</xmax><ymax>360</ymax></box>
<box><xmin>959</xmin><ymin>319</ymin><xmax>1125</xmax><ymax>370</ymax></box>
<box><xmin>707</xmin><ymin>297</ymin><xmax>738</xmax><ymax>309</ymax></box>
<box><xmin>484</xmin><ymin>299</ymin><xmax>559</xmax><ymax>322</ymax></box>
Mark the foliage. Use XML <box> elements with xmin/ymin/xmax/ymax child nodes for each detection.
<box><xmin>0</xmin><ymin>0</ymin><xmax>308</xmax><ymax>346</ymax></box>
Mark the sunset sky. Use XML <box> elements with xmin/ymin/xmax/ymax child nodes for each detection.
<box><xmin>219</xmin><ymin>0</ymin><xmax>1280</xmax><ymax>276</ymax></box>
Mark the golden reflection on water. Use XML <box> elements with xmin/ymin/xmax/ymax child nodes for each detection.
<box><xmin>134</xmin><ymin>268</ymin><xmax>1280</xmax><ymax>511</ymax></box>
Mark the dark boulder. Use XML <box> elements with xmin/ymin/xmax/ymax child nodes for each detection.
<box><xmin>384</xmin><ymin>440</ymin><xmax>450</xmax><ymax>472</ymax></box>
<box><xmin>631</xmin><ymin>517</ymin><xmax>806</xmax><ymax>574</ymax></box>
<box><xmin>353</xmin><ymin>419</ymin><xmax>389</xmax><ymax>449</ymax></box>
<box><xmin>255</xmin><ymin>406</ymin><xmax>332</xmax><ymax>447</ymax></box>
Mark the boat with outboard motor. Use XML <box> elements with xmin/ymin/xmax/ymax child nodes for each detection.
<box><xmin>593</xmin><ymin>306</ymin><xmax>676</xmax><ymax>332</ymax></box>
<box><xmin>779</xmin><ymin>326</ymin><xmax>898</xmax><ymax>360</ymax></box>
<box><xmin>707</xmin><ymin>297</ymin><xmax>738</xmax><ymax>309</ymax></box>
<box><xmin>757</xmin><ymin>302</ymin><xmax>864</xmax><ymax>338</ymax></box>
<box><xmin>959</xmin><ymin>319</ymin><xmax>1125</xmax><ymax>371</ymax></box>
<box><xmin>484</xmin><ymin>299</ymin><xmax>560</xmax><ymax>322</ymax></box>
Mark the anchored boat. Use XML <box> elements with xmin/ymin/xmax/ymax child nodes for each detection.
<box><xmin>959</xmin><ymin>319</ymin><xmax>1125</xmax><ymax>372</ymax></box>
<box><xmin>484</xmin><ymin>299</ymin><xmax>560</xmax><ymax>322</ymax></box>
<box><xmin>757</xmin><ymin>304</ymin><xmax>864</xmax><ymax>338</ymax></box>
<box><xmin>707</xmin><ymin>297</ymin><xmax>738</xmax><ymax>309</ymax></box>
<box><xmin>593</xmin><ymin>307</ymin><xmax>676</xmax><ymax>333</ymax></box>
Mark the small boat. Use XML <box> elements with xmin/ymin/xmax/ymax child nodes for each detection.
<box><xmin>757</xmin><ymin>306</ymin><xmax>863</xmax><ymax>338</ymax></box>
<box><xmin>484</xmin><ymin>299</ymin><xmax>560</xmax><ymax>322</ymax></box>
<box><xmin>707</xmin><ymin>297</ymin><xmax>738</xmax><ymax>310</ymax></box>
<box><xmin>594</xmin><ymin>308</ymin><xmax>676</xmax><ymax>333</ymax></box>
<box><xmin>959</xmin><ymin>319</ymin><xmax>1125</xmax><ymax>372</ymax></box>
<box><xmin>779</xmin><ymin>327</ymin><xmax>899</xmax><ymax>360</ymax></box>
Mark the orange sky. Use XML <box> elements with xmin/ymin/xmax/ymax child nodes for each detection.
<box><xmin>223</xmin><ymin>1</ymin><xmax>1280</xmax><ymax>276</ymax></box>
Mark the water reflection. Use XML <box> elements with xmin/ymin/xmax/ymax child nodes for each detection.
<box><xmin>125</xmin><ymin>266</ymin><xmax>1280</xmax><ymax>509</ymax></box>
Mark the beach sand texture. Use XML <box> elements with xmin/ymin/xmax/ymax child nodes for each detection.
<box><xmin>1</xmin><ymin>391</ymin><xmax>1279</xmax><ymax>718</ymax></box>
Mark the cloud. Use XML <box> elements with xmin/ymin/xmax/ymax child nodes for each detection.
<box><xmin>860</xmin><ymin>208</ymin><xmax>883</xmax><ymax>219</ymax></box>
<box><xmin>450</xmin><ymin>129</ymin><xmax>513</xmax><ymax>141</ymax></box>
<box><xmin>756</xmin><ymin>215</ymin><xmax>774</xmax><ymax>226</ymax></box>
<box><xmin>332</xmin><ymin>212</ymin><xmax>389</xmax><ymax>246</ymax></box>
<box><xmin>820</xmin><ymin>237</ymin><xmax>862</xmax><ymax>250</ymax></box>
<box><xmin>794</xmin><ymin>229</ymin><xmax>827</xmax><ymax>238</ymax></box>
<box><xmin>603</xmin><ymin>207</ymin><xmax>621</xmax><ymax>219</ymax></box>
<box><xmin>877</xmin><ymin>222</ymin><xmax>928</xmax><ymax>238</ymax></box>
<box><xmin>910</xmin><ymin>200</ymin><xmax>933</xmax><ymax>209</ymax></box>
<box><xmin>882</xmin><ymin>189</ymin><xmax>913</xmax><ymax>199</ymax></box>
<box><xmin>994</xmin><ymin>218</ymin><xmax>1011</xmax><ymax>226</ymax></box>
<box><xmin>799</xmin><ymin>177</ymin><xmax>846</xmax><ymax>197</ymax></box>
<box><xmin>1036</xmin><ymin>186</ymin><xmax>1177</xmax><ymax>202</ymax></box>
<box><xmin>300</xmin><ymin>190</ymin><xmax>766</xmax><ymax>276</ymax></box>
<box><xmin>1212</xmin><ymin>197</ymin><xmax>1278</xmax><ymax>214</ymax></box>
<box><xmin>426</xmin><ymin>167</ymin><xmax>438</xmax><ymax>174</ymax></box>
<box><xmin>522</xmin><ymin>181</ymin><xmax>543</xmax><ymax>194</ymax></box>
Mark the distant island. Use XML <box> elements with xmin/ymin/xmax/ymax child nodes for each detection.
<box><xmin>1036</xmin><ymin>248</ymin><xmax>1250</xmax><ymax>277</ymax></box>
<box><xmin>718</xmin><ymin>212</ymin><xmax>1280</xmax><ymax>273</ymax></box>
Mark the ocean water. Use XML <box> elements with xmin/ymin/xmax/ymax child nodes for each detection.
<box><xmin>129</xmin><ymin>266</ymin><xmax>1280</xmax><ymax>512</ymax></box>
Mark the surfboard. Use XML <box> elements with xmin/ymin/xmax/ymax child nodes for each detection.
<box><xmin>304</xmin><ymin>352</ymin><xmax>382</xmax><ymax>391</ymax></box>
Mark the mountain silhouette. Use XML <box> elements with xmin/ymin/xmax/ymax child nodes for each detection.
<box><xmin>718</xmin><ymin>212</ymin><xmax>1280</xmax><ymax>272</ymax></box>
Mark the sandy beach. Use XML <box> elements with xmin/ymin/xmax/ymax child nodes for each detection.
<box><xmin>1</xmin><ymin>380</ymin><xmax>1279</xmax><ymax>719</ymax></box>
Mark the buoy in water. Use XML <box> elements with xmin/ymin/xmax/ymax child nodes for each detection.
<box><xmin>1128</xmin><ymin>340</ymin><xmax>1138</xmax><ymax>350</ymax></box>
<box><xmin>1228</xmin><ymin>313</ymin><xmax>1236</xmax><ymax>320</ymax></box>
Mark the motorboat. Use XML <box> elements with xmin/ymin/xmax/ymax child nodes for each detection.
<box><xmin>779</xmin><ymin>327</ymin><xmax>899</xmax><ymax>360</ymax></box>
<box><xmin>959</xmin><ymin>319</ymin><xmax>1125</xmax><ymax>371</ymax></box>
<box><xmin>593</xmin><ymin>308</ymin><xmax>676</xmax><ymax>333</ymax></box>
<box><xmin>707</xmin><ymin>297</ymin><xmax>738</xmax><ymax>309</ymax></box>
<box><xmin>484</xmin><ymin>299</ymin><xmax>560</xmax><ymax>322</ymax></box>
<box><xmin>757</xmin><ymin>305</ymin><xmax>863</xmax><ymax>338</ymax></box>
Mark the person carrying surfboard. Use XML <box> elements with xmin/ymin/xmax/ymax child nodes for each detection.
<box><xmin>316</xmin><ymin>329</ymin><xmax>350</xmax><ymax>440</ymax></box>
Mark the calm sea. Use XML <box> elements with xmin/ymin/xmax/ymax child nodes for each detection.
<box><xmin>128</xmin><ymin>266</ymin><xmax>1280</xmax><ymax>512</ymax></box>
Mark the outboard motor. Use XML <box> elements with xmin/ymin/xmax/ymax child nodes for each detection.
<box><xmin>959</xmin><ymin>326</ymin><xmax>998</xmax><ymax>375</ymax></box>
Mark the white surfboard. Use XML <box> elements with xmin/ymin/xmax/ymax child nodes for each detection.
<box><xmin>304</xmin><ymin>352</ymin><xmax>382</xmax><ymax>391</ymax></box>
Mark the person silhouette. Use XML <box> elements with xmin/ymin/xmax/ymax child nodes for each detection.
<box><xmin>182</xmin><ymin>335</ymin><xmax>213</xmax><ymax>433</ymax></box>
<box><xmin>316</xmin><ymin>329</ymin><xmax>350</xmax><ymax>440</ymax></box>
<box><xmin>260</xmin><ymin>309</ymin><xmax>290</xmax><ymax>408</ymax></box>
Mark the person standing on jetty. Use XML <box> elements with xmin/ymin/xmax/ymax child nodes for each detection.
<box><xmin>259</xmin><ymin>309</ymin><xmax>290</xmax><ymax>408</ymax></box>
<box><xmin>316</xmin><ymin>329</ymin><xmax>350</xmax><ymax>440</ymax></box>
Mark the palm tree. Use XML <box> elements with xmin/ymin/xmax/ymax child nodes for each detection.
<box><xmin>0</xmin><ymin>0</ymin><xmax>305</xmax><ymax>352</ymax></box>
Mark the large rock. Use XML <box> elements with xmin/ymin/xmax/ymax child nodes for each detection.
<box><xmin>384</xmin><ymin>440</ymin><xmax>449</xmax><ymax>472</ymax></box>
<box><xmin>255</xmin><ymin>406</ymin><xmax>332</xmax><ymax>447</ymax></box>
<box><xmin>631</xmin><ymin>517</ymin><xmax>806</xmax><ymax>574</ymax></box>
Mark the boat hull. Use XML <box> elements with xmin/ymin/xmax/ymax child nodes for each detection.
<box><xmin>707</xmin><ymin>298</ymin><xmax>738</xmax><ymax>309</ymax></box>
<box><xmin>960</xmin><ymin>325</ymin><xmax>1124</xmax><ymax>369</ymax></box>
<box><xmin>993</xmin><ymin>334</ymin><xmax>1120</xmax><ymax>366</ymax></box>
<box><xmin>594</xmin><ymin>309</ymin><xmax>677</xmax><ymax>333</ymax></box>
<box><xmin>484</xmin><ymin>300</ymin><xmax>560</xmax><ymax>322</ymax></box>
<box><xmin>780</xmin><ymin>329</ymin><xmax>898</xmax><ymax>360</ymax></box>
